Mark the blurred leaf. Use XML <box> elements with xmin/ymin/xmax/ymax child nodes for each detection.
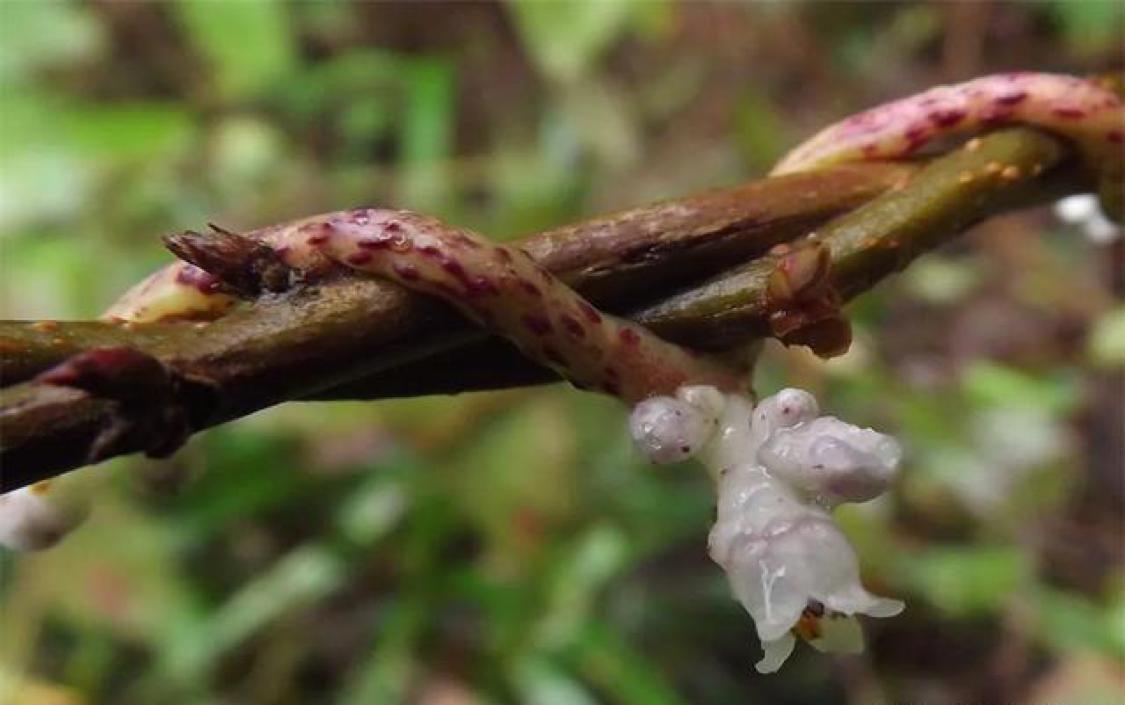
<box><xmin>339</xmin><ymin>96</ymin><xmax>394</xmax><ymax>155</ymax></box>
<box><xmin>161</xmin><ymin>545</ymin><xmax>346</xmax><ymax>682</ymax></box>
<box><xmin>208</xmin><ymin>116</ymin><xmax>287</xmax><ymax>201</ymax></box>
<box><xmin>536</xmin><ymin>525</ymin><xmax>629</xmax><ymax>648</ymax></box>
<box><xmin>399</xmin><ymin>59</ymin><xmax>456</xmax><ymax>209</ymax></box>
<box><xmin>897</xmin><ymin>546</ymin><xmax>1031</xmax><ymax>616</ymax></box>
<box><xmin>555</xmin><ymin>80</ymin><xmax>639</xmax><ymax>169</ymax></box>
<box><xmin>276</xmin><ymin>48</ymin><xmax>402</xmax><ymax>127</ymax></box>
<box><xmin>506</xmin><ymin>0</ymin><xmax>636</xmax><ymax>83</ymax></box>
<box><xmin>0</xmin><ymin>671</ymin><xmax>86</xmax><ymax>705</ymax></box>
<box><xmin>0</xmin><ymin>96</ymin><xmax>195</xmax><ymax>234</ymax></box>
<box><xmin>336</xmin><ymin>598</ymin><xmax>426</xmax><ymax>705</ymax></box>
<box><xmin>451</xmin><ymin>399</ymin><xmax>576</xmax><ymax>559</ymax></box>
<box><xmin>488</xmin><ymin>147</ymin><xmax>585</xmax><ymax>236</ymax></box>
<box><xmin>0</xmin><ymin>0</ymin><xmax>103</xmax><ymax>86</ymax></box>
<box><xmin>566</xmin><ymin>622</ymin><xmax>690</xmax><ymax>705</ymax></box>
<box><xmin>961</xmin><ymin>361</ymin><xmax>1079</xmax><ymax>414</ymax></box>
<box><xmin>0</xmin><ymin>94</ymin><xmax>91</xmax><ymax>230</ymax></box>
<box><xmin>336</xmin><ymin>473</ymin><xmax>408</xmax><ymax>546</ymax></box>
<box><xmin>400</xmin><ymin>60</ymin><xmax>455</xmax><ymax>165</ymax></box>
<box><xmin>1087</xmin><ymin>306</ymin><xmax>1125</xmax><ymax>368</ymax></box>
<box><xmin>170</xmin><ymin>430</ymin><xmax>314</xmax><ymax>540</ymax></box>
<box><xmin>734</xmin><ymin>90</ymin><xmax>787</xmax><ymax>172</ymax></box>
<box><xmin>884</xmin><ymin>4</ymin><xmax>941</xmax><ymax>53</ymax></box>
<box><xmin>1047</xmin><ymin>0</ymin><xmax>1125</xmax><ymax>53</ymax></box>
<box><xmin>901</xmin><ymin>257</ymin><xmax>982</xmax><ymax>304</ymax></box>
<box><xmin>511</xmin><ymin>657</ymin><xmax>599</xmax><ymax>705</ymax></box>
<box><xmin>209</xmin><ymin>547</ymin><xmax>344</xmax><ymax>651</ymax></box>
<box><xmin>62</xmin><ymin>104</ymin><xmax>195</xmax><ymax>160</ymax></box>
<box><xmin>0</xmin><ymin>235</ymin><xmax>116</xmax><ymax>318</ymax></box>
<box><xmin>173</xmin><ymin>0</ymin><xmax>297</xmax><ymax>100</ymax></box>
<box><xmin>1032</xmin><ymin>587</ymin><xmax>1125</xmax><ymax>659</ymax></box>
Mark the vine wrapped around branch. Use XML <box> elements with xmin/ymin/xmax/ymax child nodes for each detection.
<box><xmin>1</xmin><ymin>73</ymin><xmax>1120</xmax><ymax>490</ymax></box>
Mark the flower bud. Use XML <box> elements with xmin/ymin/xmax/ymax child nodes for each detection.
<box><xmin>629</xmin><ymin>386</ymin><xmax>725</xmax><ymax>464</ymax></box>
<box><xmin>0</xmin><ymin>475</ymin><xmax>90</xmax><ymax>551</ymax></box>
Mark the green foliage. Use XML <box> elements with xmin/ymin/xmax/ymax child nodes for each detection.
<box><xmin>0</xmin><ymin>0</ymin><xmax>103</xmax><ymax>86</ymax></box>
<box><xmin>506</xmin><ymin>0</ymin><xmax>649</xmax><ymax>84</ymax></box>
<box><xmin>1087</xmin><ymin>306</ymin><xmax>1125</xmax><ymax>367</ymax></box>
<box><xmin>897</xmin><ymin>546</ymin><xmax>1031</xmax><ymax>616</ymax></box>
<box><xmin>1047</xmin><ymin>0</ymin><xmax>1125</xmax><ymax>54</ymax></box>
<box><xmin>172</xmin><ymin>0</ymin><xmax>297</xmax><ymax>100</ymax></box>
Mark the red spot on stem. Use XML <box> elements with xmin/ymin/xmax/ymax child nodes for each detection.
<box><xmin>393</xmin><ymin>263</ymin><xmax>420</xmax><ymax>281</ymax></box>
<box><xmin>175</xmin><ymin>265</ymin><xmax>221</xmax><ymax>294</ymax></box>
<box><xmin>357</xmin><ymin>235</ymin><xmax>392</xmax><ymax>249</ymax></box>
<box><xmin>464</xmin><ymin>277</ymin><xmax>499</xmax><ymax>297</ymax></box>
<box><xmin>995</xmin><ymin>91</ymin><xmax>1027</xmax><ymax>106</ymax></box>
<box><xmin>522</xmin><ymin>313</ymin><xmax>553</xmax><ymax>336</ymax></box>
<box><xmin>578</xmin><ymin>301</ymin><xmax>602</xmax><ymax>325</ymax></box>
<box><xmin>929</xmin><ymin>108</ymin><xmax>966</xmax><ymax>127</ymax></box>
<box><xmin>442</xmin><ymin>260</ymin><xmax>466</xmax><ymax>278</ymax></box>
<box><xmin>1052</xmin><ymin>106</ymin><xmax>1086</xmax><ymax>119</ymax></box>
<box><xmin>560</xmin><ymin>315</ymin><xmax>585</xmax><ymax>339</ymax></box>
<box><xmin>904</xmin><ymin>125</ymin><xmax>928</xmax><ymax>141</ymax></box>
<box><xmin>979</xmin><ymin>107</ymin><xmax>1011</xmax><ymax>126</ymax></box>
<box><xmin>305</xmin><ymin>223</ymin><xmax>333</xmax><ymax>246</ymax></box>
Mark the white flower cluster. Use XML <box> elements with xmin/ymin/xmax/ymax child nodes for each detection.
<box><xmin>0</xmin><ymin>474</ymin><xmax>90</xmax><ymax>551</ymax></box>
<box><xmin>630</xmin><ymin>386</ymin><xmax>903</xmax><ymax>673</ymax></box>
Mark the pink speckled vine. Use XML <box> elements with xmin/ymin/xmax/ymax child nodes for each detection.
<box><xmin>103</xmin><ymin>72</ymin><xmax>1123</xmax><ymax>403</ymax></box>
<box><xmin>106</xmin><ymin>209</ymin><xmax>744</xmax><ymax>404</ymax></box>
<box><xmin>773</xmin><ymin>72</ymin><xmax>1123</xmax><ymax>175</ymax></box>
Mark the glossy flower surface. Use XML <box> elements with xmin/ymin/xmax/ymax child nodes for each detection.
<box><xmin>632</xmin><ymin>387</ymin><xmax>904</xmax><ymax>672</ymax></box>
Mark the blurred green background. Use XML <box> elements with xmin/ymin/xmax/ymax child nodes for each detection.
<box><xmin>1</xmin><ymin>1</ymin><xmax>1123</xmax><ymax>704</ymax></box>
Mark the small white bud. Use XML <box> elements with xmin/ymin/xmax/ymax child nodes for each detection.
<box><xmin>759</xmin><ymin>416</ymin><xmax>902</xmax><ymax>504</ymax></box>
<box><xmin>629</xmin><ymin>388</ymin><xmax>724</xmax><ymax>464</ymax></box>
<box><xmin>676</xmin><ymin>385</ymin><xmax>727</xmax><ymax>420</ymax></box>
<box><xmin>0</xmin><ymin>477</ymin><xmax>90</xmax><ymax>551</ymax></box>
<box><xmin>748</xmin><ymin>388</ymin><xmax>819</xmax><ymax>450</ymax></box>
